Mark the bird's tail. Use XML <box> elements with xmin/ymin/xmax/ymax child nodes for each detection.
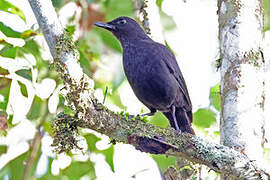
<box><xmin>163</xmin><ymin>108</ymin><xmax>195</xmax><ymax>135</ymax></box>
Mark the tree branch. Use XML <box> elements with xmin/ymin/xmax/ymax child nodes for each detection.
<box><xmin>23</xmin><ymin>107</ymin><xmax>48</xmax><ymax>180</ymax></box>
<box><xmin>28</xmin><ymin>0</ymin><xmax>270</xmax><ymax>179</ymax></box>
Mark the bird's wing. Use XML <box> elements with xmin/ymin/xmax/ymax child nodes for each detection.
<box><xmin>155</xmin><ymin>42</ymin><xmax>192</xmax><ymax>111</ymax></box>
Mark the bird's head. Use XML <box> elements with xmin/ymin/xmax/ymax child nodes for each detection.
<box><xmin>94</xmin><ymin>16</ymin><xmax>149</xmax><ymax>44</ymax></box>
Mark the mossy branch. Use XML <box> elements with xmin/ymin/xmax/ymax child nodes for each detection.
<box><xmin>28</xmin><ymin>0</ymin><xmax>270</xmax><ymax>179</ymax></box>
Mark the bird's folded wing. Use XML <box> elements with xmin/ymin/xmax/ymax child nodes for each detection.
<box><xmin>157</xmin><ymin>43</ymin><xmax>192</xmax><ymax>111</ymax></box>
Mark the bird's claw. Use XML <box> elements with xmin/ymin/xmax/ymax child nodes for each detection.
<box><xmin>176</xmin><ymin>129</ymin><xmax>182</xmax><ymax>136</ymax></box>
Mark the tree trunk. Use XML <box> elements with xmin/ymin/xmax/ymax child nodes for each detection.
<box><xmin>132</xmin><ymin>0</ymin><xmax>164</xmax><ymax>43</ymax></box>
<box><xmin>218</xmin><ymin>0</ymin><xmax>265</xmax><ymax>178</ymax></box>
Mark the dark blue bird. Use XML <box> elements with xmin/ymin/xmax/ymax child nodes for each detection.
<box><xmin>95</xmin><ymin>17</ymin><xmax>194</xmax><ymax>134</ymax></box>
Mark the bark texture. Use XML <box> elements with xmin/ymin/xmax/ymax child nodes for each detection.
<box><xmin>28</xmin><ymin>0</ymin><xmax>270</xmax><ymax>179</ymax></box>
<box><xmin>218</xmin><ymin>0</ymin><xmax>265</xmax><ymax>178</ymax></box>
<box><xmin>133</xmin><ymin>0</ymin><xmax>164</xmax><ymax>43</ymax></box>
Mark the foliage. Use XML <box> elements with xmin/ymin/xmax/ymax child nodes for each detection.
<box><xmin>264</xmin><ymin>0</ymin><xmax>270</xmax><ymax>31</ymax></box>
<box><xmin>0</xmin><ymin>0</ymin><xmax>133</xmax><ymax>179</ymax></box>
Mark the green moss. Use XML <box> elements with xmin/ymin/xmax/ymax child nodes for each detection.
<box><xmin>52</xmin><ymin>113</ymin><xmax>82</xmax><ymax>153</ymax></box>
<box><xmin>245</xmin><ymin>50</ymin><xmax>262</xmax><ymax>67</ymax></box>
<box><xmin>233</xmin><ymin>0</ymin><xmax>243</xmax><ymax>13</ymax></box>
<box><xmin>215</xmin><ymin>58</ymin><xmax>222</xmax><ymax>69</ymax></box>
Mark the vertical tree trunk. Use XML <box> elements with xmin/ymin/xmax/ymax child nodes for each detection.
<box><xmin>218</xmin><ymin>0</ymin><xmax>265</xmax><ymax>179</ymax></box>
<box><xmin>263</xmin><ymin>28</ymin><xmax>270</xmax><ymax>149</ymax></box>
<box><xmin>132</xmin><ymin>0</ymin><xmax>164</xmax><ymax>43</ymax></box>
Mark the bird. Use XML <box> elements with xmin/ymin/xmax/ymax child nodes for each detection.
<box><xmin>94</xmin><ymin>16</ymin><xmax>195</xmax><ymax>134</ymax></box>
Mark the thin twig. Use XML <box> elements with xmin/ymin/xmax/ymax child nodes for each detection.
<box><xmin>23</xmin><ymin>105</ymin><xmax>49</xmax><ymax>180</ymax></box>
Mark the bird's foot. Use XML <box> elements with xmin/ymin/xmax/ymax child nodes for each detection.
<box><xmin>138</xmin><ymin>109</ymin><xmax>156</xmax><ymax>117</ymax></box>
<box><xmin>176</xmin><ymin>129</ymin><xmax>182</xmax><ymax>136</ymax></box>
<box><xmin>140</xmin><ymin>112</ymin><xmax>155</xmax><ymax>117</ymax></box>
<box><xmin>127</xmin><ymin>110</ymin><xmax>156</xmax><ymax>120</ymax></box>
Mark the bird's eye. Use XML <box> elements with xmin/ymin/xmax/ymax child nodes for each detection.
<box><xmin>117</xmin><ymin>19</ymin><xmax>127</xmax><ymax>25</ymax></box>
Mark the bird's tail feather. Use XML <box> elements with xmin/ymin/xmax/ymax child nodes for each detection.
<box><xmin>163</xmin><ymin>108</ymin><xmax>195</xmax><ymax>135</ymax></box>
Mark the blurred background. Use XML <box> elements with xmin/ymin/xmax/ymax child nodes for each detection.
<box><xmin>0</xmin><ymin>0</ymin><xmax>270</xmax><ymax>179</ymax></box>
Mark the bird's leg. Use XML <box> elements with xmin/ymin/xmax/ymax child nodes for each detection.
<box><xmin>139</xmin><ymin>108</ymin><xmax>156</xmax><ymax>117</ymax></box>
<box><xmin>171</xmin><ymin>106</ymin><xmax>181</xmax><ymax>133</ymax></box>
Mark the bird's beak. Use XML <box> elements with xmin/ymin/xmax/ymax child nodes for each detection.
<box><xmin>94</xmin><ymin>22</ymin><xmax>116</xmax><ymax>31</ymax></box>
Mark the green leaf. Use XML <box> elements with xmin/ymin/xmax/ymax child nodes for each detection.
<box><xmin>18</xmin><ymin>81</ymin><xmax>28</xmax><ymax>97</ymax></box>
<box><xmin>84</xmin><ymin>133</ymin><xmax>101</xmax><ymax>152</ymax></box>
<box><xmin>51</xmin><ymin>0</ymin><xmax>65</xmax><ymax>9</ymax></box>
<box><xmin>7</xmin><ymin>114</ymin><xmax>14</xmax><ymax>128</ymax></box>
<box><xmin>98</xmin><ymin>0</ymin><xmax>133</xmax><ymax>51</ymax></box>
<box><xmin>15</xmin><ymin>69</ymin><xmax>32</xmax><ymax>81</ymax></box>
<box><xmin>264</xmin><ymin>148</ymin><xmax>270</xmax><ymax>163</ymax></box>
<box><xmin>84</xmin><ymin>133</ymin><xmax>115</xmax><ymax>171</ymax></box>
<box><xmin>98</xmin><ymin>30</ymin><xmax>122</xmax><ymax>52</ymax></box>
<box><xmin>81</xmin><ymin>31</ymin><xmax>105</xmax><ymax>55</ymax></box>
<box><xmin>0</xmin><ymin>151</ymin><xmax>29</xmax><ymax>180</ymax></box>
<box><xmin>107</xmin><ymin>89</ymin><xmax>125</xmax><ymax>109</ymax></box>
<box><xmin>0</xmin><ymin>77</ymin><xmax>11</xmax><ymax>110</ymax></box>
<box><xmin>0</xmin><ymin>166</ymin><xmax>9</xmax><ymax>180</ymax></box>
<box><xmin>26</xmin><ymin>95</ymin><xmax>45</xmax><ymax>120</ymax></box>
<box><xmin>151</xmin><ymin>154</ymin><xmax>177</xmax><ymax>172</ymax></box>
<box><xmin>102</xmin><ymin>0</ymin><xmax>133</xmax><ymax>20</ymax></box>
<box><xmin>86</xmin><ymin>0</ymin><xmax>97</xmax><ymax>3</ymax></box>
<box><xmin>0</xmin><ymin>44</ymin><xmax>18</xmax><ymax>58</ymax></box>
<box><xmin>39</xmin><ymin>157</ymin><xmax>60</xmax><ymax>180</ymax></box>
<box><xmin>160</xmin><ymin>10</ymin><xmax>177</xmax><ymax>31</ymax></box>
<box><xmin>193</xmin><ymin>108</ymin><xmax>216</xmax><ymax>129</ymax></box>
<box><xmin>0</xmin><ymin>21</ymin><xmax>21</xmax><ymax>38</ymax></box>
<box><xmin>0</xmin><ymin>110</ymin><xmax>7</xmax><ymax>117</ymax></box>
<box><xmin>61</xmin><ymin>161</ymin><xmax>96</xmax><ymax>180</ymax></box>
<box><xmin>264</xmin><ymin>0</ymin><xmax>270</xmax><ymax>31</ymax></box>
<box><xmin>165</xmin><ymin>40</ymin><xmax>175</xmax><ymax>55</ymax></box>
<box><xmin>149</xmin><ymin>112</ymin><xmax>169</xmax><ymax>128</ymax></box>
<box><xmin>101</xmin><ymin>145</ymin><xmax>114</xmax><ymax>172</ymax></box>
<box><xmin>209</xmin><ymin>84</ymin><xmax>221</xmax><ymax>111</ymax></box>
<box><xmin>66</xmin><ymin>25</ymin><xmax>76</xmax><ymax>37</ymax></box>
<box><xmin>0</xmin><ymin>145</ymin><xmax>7</xmax><ymax>155</ymax></box>
<box><xmin>1</xmin><ymin>149</ymin><xmax>41</xmax><ymax>180</ymax></box>
<box><xmin>0</xmin><ymin>39</ymin><xmax>16</xmax><ymax>59</ymax></box>
<box><xmin>21</xmin><ymin>29</ymin><xmax>38</xmax><ymax>38</ymax></box>
<box><xmin>0</xmin><ymin>38</ymin><xmax>9</xmax><ymax>44</ymax></box>
<box><xmin>19</xmin><ymin>39</ymin><xmax>42</xmax><ymax>63</ymax></box>
<box><xmin>30</xmin><ymin>146</ymin><xmax>42</xmax><ymax>178</ymax></box>
<box><xmin>156</xmin><ymin>0</ymin><xmax>163</xmax><ymax>9</ymax></box>
<box><xmin>0</xmin><ymin>0</ymin><xmax>26</xmax><ymax>21</ymax></box>
<box><xmin>63</xmin><ymin>106</ymin><xmax>74</xmax><ymax>116</ymax></box>
<box><xmin>0</xmin><ymin>67</ymin><xmax>9</xmax><ymax>75</ymax></box>
<box><xmin>79</xmin><ymin>49</ymin><xmax>92</xmax><ymax>77</ymax></box>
